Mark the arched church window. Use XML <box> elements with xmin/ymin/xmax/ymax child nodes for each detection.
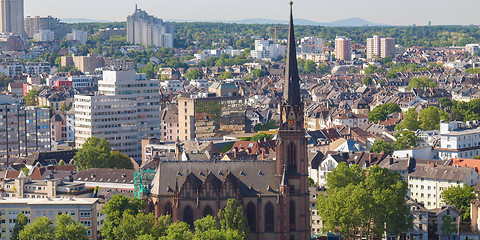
<box><xmin>246</xmin><ymin>202</ymin><xmax>256</xmax><ymax>232</ymax></box>
<box><xmin>203</xmin><ymin>205</ymin><xmax>213</xmax><ymax>217</ymax></box>
<box><xmin>289</xmin><ymin>201</ymin><xmax>296</xmax><ymax>230</ymax></box>
<box><xmin>288</xmin><ymin>142</ymin><xmax>297</xmax><ymax>172</ymax></box>
<box><xmin>183</xmin><ymin>205</ymin><xmax>194</xmax><ymax>228</ymax></box>
<box><xmin>265</xmin><ymin>202</ymin><xmax>274</xmax><ymax>232</ymax></box>
<box><xmin>163</xmin><ymin>202</ymin><xmax>172</xmax><ymax>216</ymax></box>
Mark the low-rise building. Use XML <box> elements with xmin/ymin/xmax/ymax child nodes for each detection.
<box><xmin>437</xmin><ymin>121</ymin><xmax>480</xmax><ymax>160</ymax></box>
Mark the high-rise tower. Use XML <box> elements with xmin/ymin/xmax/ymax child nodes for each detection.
<box><xmin>276</xmin><ymin>2</ymin><xmax>310</xmax><ymax>239</ymax></box>
<box><xmin>0</xmin><ymin>0</ymin><xmax>24</xmax><ymax>36</ymax></box>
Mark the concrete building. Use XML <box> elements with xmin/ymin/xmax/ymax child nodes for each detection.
<box><xmin>0</xmin><ymin>196</ymin><xmax>98</xmax><ymax>239</ymax></box>
<box><xmin>74</xmin><ymin>71</ymin><xmax>160</xmax><ymax>162</ymax></box>
<box><xmin>300</xmin><ymin>36</ymin><xmax>324</xmax><ymax>54</ymax></box>
<box><xmin>436</xmin><ymin>121</ymin><xmax>480</xmax><ymax>160</ymax></box>
<box><xmin>67</xmin><ymin>29</ymin><xmax>87</xmax><ymax>45</ymax></box>
<box><xmin>0</xmin><ymin>0</ymin><xmax>24</xmax><ymax>36</ymax></box>
<box><xmin>127</xmin><ymin>6</ymin><xmax>174</xmax><ymax>48</ymax></box>
<box><xmin>160</xmin><ymin>80</ymin><xmax>183</xmax><ymax>93</ymax></box>
<box><xmin>334</xmin><ymin>36</ymin><xmax>351</xmax><ymax>61</ymax></box>
<box><xmin>160</xmin><ymin>105</ymin><xmax>179</xmax><ymax>142</ymax></box>
<box><xmin>61</xmin><ymin>54</ymin><xmax>104</xmax><ymax>74</ymax></box>
<box><xmin>465</xmin><ymin>44</ymin><xmax>480</xmax><ymax>56</ymax></box>
<box><xmin>33</xmin><ymin>29</ymin><xmax>54</xmax><ymax>41</ymax></box>
<box><xmin>367</xmin><ymin>35</ymin><xmax>396</xmax><ymax>59</ymax></box>
<box><xmin>103</xmin><ymin>58</ymin><xmax>134</xmax><ymax>71</ymax></box>
<box><xmin>25</xmin><ymin>62</ymin><xmax>50</xmax><ymax>75</ymax></box>
<box><xmin>178</xmin><ymin>94</ymin><xmax>244</xmax><ymax>140</ymax></box>
<box><xmin>250</xmin><ymin>39</ymin><xmax>286</xmax><ymax>59</ymax></box>
<box><xmin>0</xmin><ymin>95</ymin><xmax>51</xmax><ymax>164</ymax></box>
<box><xmin>24</xmin><ymin>16</ymin><xmax>70</xmax><ymax>40</ymax></box>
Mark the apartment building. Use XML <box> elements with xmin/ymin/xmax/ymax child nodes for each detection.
<box><xmin>436</xmin><ymin>121</ymin><xmax>480</xmax><ymax>160</ymax></box>
<box><xmin>0</xmin><ymin>197</ymin><xmax>98</xmax><ymax>239</ymax></box>
<box><xmin>74</xmin><ymin>71</ymin><xmax>160</xmax><ymax>162</ymax></box>
<box><xmin>127</xmin><ymin>6</ymin><xmax>174</xmax><ymax>48</ymax></box>
<box><xmin>367</xmin><ymin>35</ymin><xmax>395</xmax><ymax>59</ymax></box>
<box><xmin>61</xmin><ymin>54</ymin><xmax>104</xmax><ymax>74</ymax></box>
<box><xmin>0</xmin><ymin>95</ymin><xmax>51</xmax><ymax>164</ymax></box>
<box><xmin>408</xmin><ymin>163</ymin><xmax>479</xmax><ymax>209</ymax></box>
<box><xmin>334</xmin><ymin>36</ymin><xmax>351</xmax><ymax>61</ymax></box>
<box><xmin>24</xmin><ymin>16</ymin><xmax>71</xmax><ymax>39</ymax></box>
<box><xmin>0</xmin><ymin>0</ymin><xmax>24</xmax><ymax>36</ymax></box>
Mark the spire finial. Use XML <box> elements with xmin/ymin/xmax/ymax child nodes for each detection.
<box><xmin>290</xmin><ymin>1</ymin><xmax>293</xmax><ymax>6</ymax></box>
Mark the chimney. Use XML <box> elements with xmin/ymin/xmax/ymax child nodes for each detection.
<box><xmin>233</xmin><ymin>148</ymin><xmax>237</xmax><ymax>158</ymax></box>
<box><xmin>430</xmin><ymin>163</ymin><xmax>435</xmax><ymax>167</ymax></box>
<box><xmin>389</xmin><ymin>157</ymin><xmax>394</xmax><ymax>165</ymax></box>
<box><xmin>369</xmin><ymin>153</ymin><xmax>373</xmax><ymax>163</ymax></box>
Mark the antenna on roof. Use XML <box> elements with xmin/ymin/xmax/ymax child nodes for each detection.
<box><xmin>135</xmin><ymin>4</ymin><xmax>138</xmax><ymax>11</ymax></box>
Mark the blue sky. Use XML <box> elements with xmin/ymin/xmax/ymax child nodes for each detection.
<box><xmin>25</xmin><ymin>0</ymin><xmax>480</xmax><ymax>26</ymax></box>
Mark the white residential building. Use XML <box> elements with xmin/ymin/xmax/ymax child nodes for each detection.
<box><xmin>69</xmin><ymin>75</ymin><xmax>93</xmax><ymax>88</ymax></box>
<box><xmin>408</xmin><ymin>163</ymin><xmax>479</xmax><ymax>209</ymax></box>
<box><xmin>74</xmin><ymin>70</ymin><xmax>160</xmax><ymax>162</ymax></box>
<box><xmin>67</xmin><ymin>29</ymin><xmax>87</xmax><ymax>45</ymax></box>
<box><xmin>127</xmin><ymin>7</ymin><xmax>174</xmax><ymax>48</ymax></box>
<box><xmin>160</xmin><ymin>80</ymin><xmax>183</xmax><ymax>92</ymax></box>
<box><xmin>251</xmin><ymin>39</ymin><xmax>286</xmax><ymax>59</ymax></box>
<box><xmin>437</xmin><ymin>121</ymin><xmax>480</xmax><ymax>160</ymax></box>
<box><xmin>33</xmin><ymin>29</ymin><xmax>54</xmax><ymax>42</ymax></box>
<box><xmin>300</xmin><ymin>36</ymin><xmax>324</xmax><ymax>54</ymax></box>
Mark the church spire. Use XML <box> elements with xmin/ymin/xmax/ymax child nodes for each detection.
<box><xmin>283</xmin><ymin>1</ymin><xmax>301</xmax><ymax>106</ymax></box>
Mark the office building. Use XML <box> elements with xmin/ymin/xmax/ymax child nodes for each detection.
<box><xmin>127</xmin><ymin>6</ymin><xmax>174</xmax><ymax>48</ymax></box>
<box><xmin>0</xmin><ymin>0</ymin><xmax>24</xmax><ymax>36</ymax></box>
<box><xmin>74</xmin><ymin>71</ymin><xmax>160</xmax><ymax>162</ymax></box>
<box><xmin>334</xmin><ymin>36</ymin><xmax>351</xmax><ymax>61</ymax></box>
<box><xmin>24</xmin><ymin>16</ymin><xmax>71</xmax><ymax>40</ymax></box>
<box><xmin>0</xmin><ymin>95</ymin><xmax>51</xmax><ymax>164</ymax></box>
<box><xmin>367</xmin><ymin>35</ymin><xmax>396</xmax><ymax>59</ymax></box>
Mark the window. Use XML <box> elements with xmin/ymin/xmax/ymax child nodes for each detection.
<box><xmin>246</xmin><ymin>202</ymin><xmax>256</xmax><ymax>232</ymax></box>
<box><xmin>265</xmin><ymin>202</ymin><xmax>274</xmax><ymax>232</ymax></box>
<box><xmin>203</xmin><ymin>206</ymin><xmax>213</xmax><ymax>217</ymax></box>
<box><xmin>183</xmin><ymin>206</ymin><xmax>194</xmax><ymax>229</ymax></box>
<box><xmin>289</xmin><ymin>201</ymin><xmax>296</xmax><ymax>230</ymax></box>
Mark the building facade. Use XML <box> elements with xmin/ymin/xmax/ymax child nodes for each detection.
<box><xmin>367</xmin><ymin>35</ymin><xmax>396</xmax><ymax>59</ymax></box>
<box><xmin>0</xmin><ymin>0</ymin><xmax>23</xmax><ymax>36</ymax></box>
<box><xmin>0</xmin><ymin>96</ymin><xmax>51</xmax><ymax>164</ymax></box>
<box><xmin>436</xmin><ymin>121</ymin><xmax>480</xmax><ymax>160</ymax></box>
<box><xmin>148</xmin><ymin>3</ymin><xmax>310</xmax><ymax>239</ymax></box>
<box><xmin>334</xmin><ymin>36</ymin><xmax>351</xmax><ymax>61</ymax></box>
<box><xmin>74</xmin><ymin>70</ymin><xmax>160</xmax><ymax>162</ymax></box>
<box><xmin>127</xmin><ymin>6</ymin><xmax>174</xmax><ymax>48</ymax></box>
<box><xmin>24</xmin><ymin>16</ymin><xmax>71</xmax><ymax>40</ymax></box>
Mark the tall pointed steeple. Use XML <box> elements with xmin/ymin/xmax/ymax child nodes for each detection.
<box><xmin>283</xmin><ymin>1</ymin><xmax>301</xmax><ymax>106</ymax></box>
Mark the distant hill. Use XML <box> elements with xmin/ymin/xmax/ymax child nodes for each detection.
<box><xmin>61</xmin><ymin>18</ymin><xmax>111</xmax><ymax>23</ymax></box>
<box><xmin>213</xmin><ymin>17</ymin><xmax>387</xmax><ymax>27</ymax></box>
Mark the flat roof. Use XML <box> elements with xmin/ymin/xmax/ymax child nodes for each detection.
<box><xmin>0</xmin><ymin>197</ymin><xmax>98</xmax><ymax>205</ymax></box>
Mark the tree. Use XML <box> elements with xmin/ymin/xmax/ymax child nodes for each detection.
<box><xmin>368</xmin><ymin>103</ymin><xmax>401</xmax><ymax>123</ymax></box>
<box><xmin>73</xmin><ymin>137</ymin><xmax>133</xmax><ymax>170</ymax></box>
<box><xmin>162</xmin><ymin>222</ymin><xmax>193</xmax><ymax>240</ymax></box>
<box><xmin>186</xmin><ymin>68</ymin><xmax>203</xmax><ymax>80</ymax></box>
<box><xmin>101</xmin><ymin>195</ymin><xmax>144</xmax><ymax>240</ymax></box>
<box><xmin>442</xmin><ymin>185</ymin><xmax>476</xmax><ymax>221</ymax></box>
<box><xmin>371</xmin><ymin>139</ymin><xmax>394</xmax><ymax>156</ymax></box>
<box><xmin>55</xmin><ymin>214</ymin><xmax>88</xmax><ymax>240</ymax></box>
<box><xmin>317</xmin><ymin>163</ymin><xmax>412</xmax><ymax>239</ymax></box>
<box><xmin>408</xmin><ymin>77</ymin><xmax>437</xmax><ymax>89</ymax></box>
<box><xmin>419</xmin><ymin>106</ymin><xmax>449</xmax><ymax>130</ymax></box>
<box><xmin>395</xmin><ymin>108</ymin><xmax>420</xmax><ymax>131</ymax></box>
<box><xmin>73</xmin><ymin>136</ymin><xmax>112</xmax><ymax>170</ymax></box>
<box><xmin>363</xmin><ymin>75</ymin><xmax>372</xmax><ymax>85</ymax></box>
<box><xmin>303</xmin><ymin>60</ymin><xmax>317</xmax><ymax>74</ymax></box>
<box><xmin>114</xmin><ymin>212</ymin><xmax>166</xmax><ymax>240</ymax></box>
<box><xmin>12</xmin><ymin>213</ymin><xmax>28</xmax><ymax>240</ymax></box>
<box><xmin>393</xmin><ymin>131</ymin><xmax>417</xmax><ymax>150</ymax></box>
<box><xmin>251</xmin><ymin>68</ymin><xmax>266</xmax><ymax>78</ymax></box>
<box><xmin>24</xmin><ymin>89</ymin><xmax>38</xmax><ymax>106</ymax></box>
<box><xmin>440</xmin><ymin>215</ymin><xmax>457</xmax><ymax>240</ymax></box>
<box><xmin>253</xmin><ymin>120</ymin><xmax>279</xmax><ymax>132</ymax></box>
<box><xmin>19</xmin><ymin>217</ymin><xmax>55</xmax><ymax>240</ymax></box>
<box><xmin>219</xmin><ymin>71</ymin><xmax>233</xmax><ymax>80</ymax></box>
<box><xmin>250</xmin><ymin>132</ymin><xmax>272</xmax><ymax>142</ymax></box>
<box><xmin>218</xmin><ymin>199</ymin><xmax>249</xmax><ymax>240</ymax></box>
<box><xmin>110</xmin><ymin>151</ymin><xmax>134</xmax><ymax>170</ymax></box>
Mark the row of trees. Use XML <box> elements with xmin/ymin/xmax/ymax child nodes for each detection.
<box><xmin>395</xmin><ymin>107</ymin><xmax>449</xmax><ymax>131</ymax></box>
<box><xmin>370</xmin><ymin>131</ymin><xmax>417</xmax><ymax>156</ymax></box>
<box><xmin>439</xmin><ymin>98</ymin><xmax>480</xmax><ymax>122</ymax></box>
<box><xmin>101</xmin><ymin>195</ymin><xmax>248</xmax><ymax>240</ymax></box>
<box><xmin>12</xmin><ymin>213</ymin><xmax>88</xmax><ymax>240</ymax></box>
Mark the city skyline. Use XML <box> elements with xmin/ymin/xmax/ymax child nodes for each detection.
<box><xmin>24</xmin><ymin>0</ymin><xmax>480</xmax><ymax>26</ymax></box>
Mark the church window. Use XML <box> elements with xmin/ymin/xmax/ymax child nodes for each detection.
<box><xmin>163</xmin><ymin>202</ymin><xmax>172</xmax><ymax>216</ymax></box>
<box><xmin>265</xmin><ymin>202</ymin><xmax>274</xmax><ymax>232</ymax></box>
<box><xmin>183</xmin><ymin>206</ymin><xmax>194</xmax><ymax>228</ymax></box>
<box><xmin>289</xmin><ymin>201</ymin><xmax>296</xmax><ymax>230</ymax></box>
<box><xmin>246</xmin><ymin>202</ymin><xmax>256</xmax><ymax>232</ymax></box>
<box><xmin>288</xmin><ymin>142</ymin><xmax>297</xmax><ymax>172</ymax></box>
<box><xmin>203</xmin><ymin>205</ymin><xmax>213</xmax><ymax>217</ymax></box>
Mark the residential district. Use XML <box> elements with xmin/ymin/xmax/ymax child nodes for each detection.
<box><xmin>1</xmin><ymin>0</ymin><xmax>480</xmax><ymax>240</ymax></box>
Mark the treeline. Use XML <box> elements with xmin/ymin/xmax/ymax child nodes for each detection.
<box><xmin>70</xmin><ymin>22</ymin><xmax>480</xmax><ymax>49</ymax></box>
